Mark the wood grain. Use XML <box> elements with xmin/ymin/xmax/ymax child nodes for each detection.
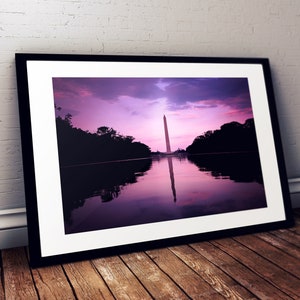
<box><xmin>169</xmin><ymin>244</ymin><xmax>257</xmax><ymax>299</ymax></box>
<box><xmin>0</xmin><ymin>256</ymin><xmax>6</xmax><ymax>300</ymax></box>
<box><xmin>146</xmin><ymin>247</ymin><xmax>224</xmax><ymax>299</ymax></box>
<box><xmin>63</xmin><ymin>260</ymin><xmax>113</xmax><ymax>299</ymax></box>
<box><xmin>191</xmin><ymin>241</ymin><xmax>292</xmax><ymax>299</ymax></box>
<box><xmin>92</xmin><ymin>255</ymin><xmax>152</xmax><ymax>300</ymax></box>
<box><xmin>255</xmin><ymin>232</ymin><xmax>300</xmax><ymax>260</ymax></box>
<box><xmin>271</xmin><ymin>228</ymin><xmax>300</xmax><ymax>248</ymax></box>
<box><xmin>234</xmin><ymin>234</ymin><xmax>300</xmax><ymax>278</ymax></box>
<box><xmin>212</xmin><ymin>238</ymin><xmax>300</xmax><ymax>299</ymax></box>
<box><xmin>31</xmin><ymin>264</ymin><xmax>75</xmax><ymax>299</ymax></box>
<box><xmin>1</xmin><ymin>247</ymin><xmax>38</xmax><ymax>300</ymax></box>
<box><xmin>0</xmin><ymin>210</ymin><xmax>299</xmax><ymax>300</ymax></box>
<box><xmin>121</xmin><ymin>251</ymin><xmax>189</xmax><ymax>299</ymax></box>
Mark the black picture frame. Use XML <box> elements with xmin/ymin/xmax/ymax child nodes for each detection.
<box><xmin>15</xmin><ymin>53</ymin><xmax>294</xmax><ymax>267</ymax></box>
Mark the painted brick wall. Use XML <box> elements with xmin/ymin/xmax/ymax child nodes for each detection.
<box><xmin>1</xmin><ymin>0</ymin><xmax>300</xmax><ymax>212</ymax></box>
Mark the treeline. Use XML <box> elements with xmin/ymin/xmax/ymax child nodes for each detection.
<box><xmin>56</xmin><ymin>114</ymin><xmax>151</xmax><ymax>166</ymax></box>
<box><xmin>186</xmin><ymin>118</ymin><xmax>259</xmax><ymax>154</ymax></box>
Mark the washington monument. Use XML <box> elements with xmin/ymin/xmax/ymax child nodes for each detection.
<box><xmin>163</xmin><ymin>115</ymin><xmax>176</xmax><ymax>201</ymax></box>
<box><xmin>163</xmin><ymin>115</ymin><xmax>172</xmax><ymax>153</ymax></box>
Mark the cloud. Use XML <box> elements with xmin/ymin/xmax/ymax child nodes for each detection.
<box><xmin>161</xmin><ymin>78</ymin><xmax>251</xmax><ymax>111</ymax></box>
<box><xmin>52</xmin><ymin>77</ymin><xmax>163</xmax><ymax>102</ymax></box>
<box><xmin>53</xmin><ymin>77</ymin><xmax>252</xmax><ymax>116</ymax></box>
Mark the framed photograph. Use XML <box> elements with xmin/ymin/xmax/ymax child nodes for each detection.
<box><xmin>15</xmin><ymin>54</ymin><xmax>294</xmax><ymax>267</ymax></box>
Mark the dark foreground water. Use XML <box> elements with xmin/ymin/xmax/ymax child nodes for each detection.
<box><xmin>61</xmin><ymin>152</ymin><xmax>267</xmax><ymax>234</ymax></box>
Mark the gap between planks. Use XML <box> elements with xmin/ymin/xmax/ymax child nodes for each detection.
<box><xmin>1</xmin><ymin>209</ymin><xmax>299</xmax><ymax>299</ymax></box>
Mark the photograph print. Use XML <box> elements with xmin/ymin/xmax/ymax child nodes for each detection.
<box><xmin>52</xmin><ymin>76</ymin><xmax>267</xmax><ymax>235</ymax></box>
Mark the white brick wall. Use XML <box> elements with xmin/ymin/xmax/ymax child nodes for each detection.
<box><xmin>1</xmin><ymin>0</ymin><xmax>300</xmax><ymax>247</ymax></box>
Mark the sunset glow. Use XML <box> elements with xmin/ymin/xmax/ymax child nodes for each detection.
<box><xmin>53</xmin><ymin>77</ymin><xmax>253</xmax><ymax>152</ymax></box>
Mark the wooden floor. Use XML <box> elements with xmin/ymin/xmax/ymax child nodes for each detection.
<box><xmin>1</xmin><ymin>209</ymin><xmax>300</xmax><ymax>299</ymax></box>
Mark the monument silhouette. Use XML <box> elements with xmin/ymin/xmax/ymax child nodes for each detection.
<box><xmin>163</xmin><ymin>115</ymin><xmax>177</xmax><ymax>202</ymax></box>
<box><xmin>163</xmin><ymin>115</ymin><xmax>172</xmax><ymax>153</ymax></box>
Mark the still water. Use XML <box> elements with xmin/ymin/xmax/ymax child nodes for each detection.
<box><xmin>62</xmin><ymin>153</ymin><xmax>267</xmax><ymax>234</ymax></box>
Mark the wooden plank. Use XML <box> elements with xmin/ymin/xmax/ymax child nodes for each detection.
<box><xmin>146</xmin><ymin>247</ymin><xmax>225</xmax><ymax>299</ymax></box>
<box><xmin>191</xmin><ymin>241</ymin><xmax>291</xmax><ymax>299</ymax></box>
<box><xmin>271</xmin><ymin>228</ymin><xmax>300</xmax><ymax>248</ymax></box>
<box><xmin>31</xmin><ymin>264</ymin><xmax>75</xmax><ymax>299</ymax></box>
<box><xmin>255</xmin><ymin>231</ymin><xmax>300</xmax><ymax>260</ymax></box>
<box><xmin>0</xmin><ymin>210</ymin><xmax>298</xmax><ymax>299</ymax></box>
<box><xmin>0</xmin><ymin>253</ymin><xmax>5</xmax><ymax>300</ymax></box>
<box><xmin>212</xmin><ymin>238</ymin><xmax>300</xmax><ymax>298</ymax></box>
<box><xmin>63</xmin><ymin>260</ymin><xmax>114</xmax><ymax>300</ymax></box>
<box><xmin>2</xmin><ymin>247</ymin><xmax>38</xmax><ymax>300</ymax></box>
<box><xmin>234</xmin><ymin>235</ymin><xmax>300</xmax><ymax>278</ymax></box>
<box><xmin>288</xmin><ymin>224</ymin><xmax>300</xmax><ymax>236</ymax></box>
<box><xmin>121</xmin><ymin>251</ymin><xmax>189</xmax><ymax>299</ymax></box>
<box><xmin>169</xmin><ymin>245</ymin><xmax>257</xmax><ymax>300</ymax></box>
<box><xmin>92</xmin><ymin>255</ymin><xmax>152</xmax><ymax>300</ymax></box>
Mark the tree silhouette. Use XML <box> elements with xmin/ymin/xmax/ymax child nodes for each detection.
<box><xmin>186</xmin><ymin>118</ymin><xmax>259</xmax><ymax>154</ymax></box>
<box><xmin>55</xmin><ymin>110</ymin><xmax>151</xmax><ymax>166</ymax></box>
<box><xmin>97</xmin><ymin>126</ymin><xmax>117</xmax><ymax>137</ymax></box>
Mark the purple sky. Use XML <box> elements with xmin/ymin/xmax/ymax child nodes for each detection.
<box><xmin>52</xmin><ymin>77</ymin><xmax>253</xmax><ymax>152</ymax></box>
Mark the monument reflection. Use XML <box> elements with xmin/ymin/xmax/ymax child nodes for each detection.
<box><xmin>61</xmin><ymin>115</ymin><xmax>266</xmax><ymax>234</ymax></box>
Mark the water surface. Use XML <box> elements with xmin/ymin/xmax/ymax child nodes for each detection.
<box><xmin>62</xmin><ymin>153</ymin><xmax>266</xmax><ymax>234</ymax></box>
